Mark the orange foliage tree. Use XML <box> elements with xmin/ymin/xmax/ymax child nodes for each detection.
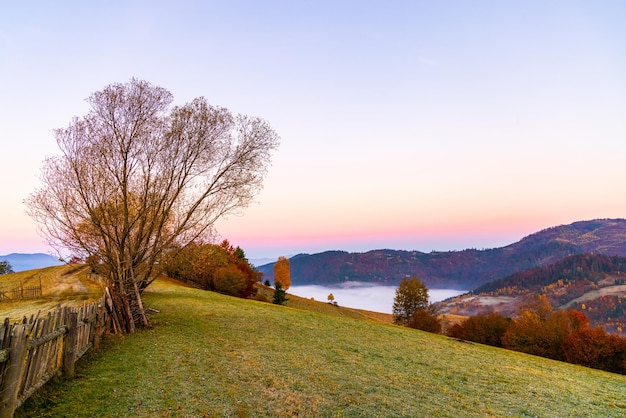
<box><xmin>273</xmin><ymin>256</ymin><xmax>291</xmax><ymax>290</ymax></box>
<box><xmin>502</xmin><ymin>295</ymin><xmax>584</xmax><ymax>361</ymax></box>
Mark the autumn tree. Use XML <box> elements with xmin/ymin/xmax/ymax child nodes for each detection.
<box><xmin>165</xmin><ymin>242</ymin><xmax>227</xmax><ymax>289</ymax></box>
<box><xmin>393</xmin><ymin>276</ymin><xmax>430</xmax><ymax>325</ymax></box>
<box><xmin>164</xmin><ymin>240</ymin><xmax>260</xmax><ymax>298</ymax></box>
<box><xmin>25</xmin><ymin>79</ymin><xmax>279</xmax><ymax>332</ymax></box>
<box><xmin>273</xmin><ymin>256</ymin><xmax>291</xmax><ymax>290</ymax></box>
<box><xmin>447</xmin><ymin>311</ymin><xmax>511</xmax><ymax>347</ymax></box>
<box><xmin>501</xmin><ymin>295</ymin><xmax>577</xmax><ymax>361</ymax></box>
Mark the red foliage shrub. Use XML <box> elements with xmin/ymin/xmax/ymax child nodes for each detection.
<box><xmin>567</xmin><ymin>309</ymin><xmax>589</xmax><ymax>331</ymax></box>
<box><xmin>165</xmin><ymin>240</ymin><xmax>260</xmax><ymax>298</ymax></box>
<box><xmin>446</xmin><ymin>312</ymin><xmax>511</xmax><ymax>347</ymax></box>
<box><xmin>408</xmin><ymin>309</ymin><xmax>442</xmax><ymax>334</ymax></box>
<box><xmin>213</xmin><ymin>265</ymin><xmax>249</xmax><ymax>297</ymax></box>
<box><xmin>563</xmin><ymin>327</ymin><xmax>626</xmax><ymax>374</ymax></box>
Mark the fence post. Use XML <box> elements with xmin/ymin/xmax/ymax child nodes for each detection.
<box><xmin>93</xmin><ymin>301</ymin><xmax>105</xmax><ymax>351</ymax></box>
<box><xmin>0</xmin><ymin>324</ymin><xmax>31</xmax><ymax>418</ymax></box>
<box><xmin>62</xmin><ymin>311</ymin><xmax>78</xmax><ymax>378</ymax></box>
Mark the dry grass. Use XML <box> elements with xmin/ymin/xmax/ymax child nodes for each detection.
<box><xmin>0</xmin><ymin>265</ymin><xmax>104</xmax><ymax>321</ymax></box>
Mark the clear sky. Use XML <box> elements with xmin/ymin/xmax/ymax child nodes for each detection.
<box><xmin>1</xmin><ymin>1</ymin><xmax>625</xmax><ymax>260</ymax></box>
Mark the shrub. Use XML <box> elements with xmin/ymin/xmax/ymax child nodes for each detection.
<box><xmin>447</xmin><ymin>312</ymin><xmax>511</xmax><ymax>347</ymax></box>
<box><xmin>213</xmin><ymin>265</ymin><xmax>249</xmax><ymax>297</ymax></box>
<box><xmin>408</xmin><ymin>308</ymin><xmax>442</xmax><ymax>333</ymax></box>
<box><xmin>501</xmin><ymin>297</ymin><xmax>583</xmax><ymax>361</ymax></box>
<box><xmin>164</xmin><ymin>240</ymin><xmax>260</xmax><ymax>298</ymax></box>
<box><xmin>563</xmin><ymin>327</ymin><xmax>626</xmax><ymax>374</ymax></box>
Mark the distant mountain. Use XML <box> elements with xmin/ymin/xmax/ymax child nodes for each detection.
<box><xmin>257</xmin><ymin>219</ymin><xmax>626</xmax><ymax>289</ymax></box>
<box><xmin>249</xmin><ymin>257</ymin><xmax>277</xmax><ymax>267</ymax></box>
<box><xmin>0</xmin><ymin>253</ymin><xmax>63</xmax><ymax>272</ymax></box>
<box><xmin>472</xmin><ymin>253</ymin><xmax>626</xmax><ymax>296</ymax></box>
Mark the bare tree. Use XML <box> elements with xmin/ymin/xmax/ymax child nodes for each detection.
<box><xmin>26</xmin><ymin>79</ymin><xmax>279</xmax><ymax>332</ymax></box>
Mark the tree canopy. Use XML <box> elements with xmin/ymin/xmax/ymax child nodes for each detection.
<box><xmin>164</xmin><ymin>240</ymin><xmax>260</xmax><ymax>298</ymax></box>
<box><xmin>393</xmin><ymin>276</ymin><xmax>430</xmax><ymax>325</ymax></box>
<box><xmin>274</xmin><ymin>256</ymin><xmax>291</xmax><ymax>290</ymax></box>
<box><xmin>26</xmin><ymin>79</ymin><xmax>279</xmax><ymax>331</ymax></box>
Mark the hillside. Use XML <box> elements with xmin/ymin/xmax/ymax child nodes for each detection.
<box><xmin>258</xmin><ymin>219</ymin><xmax>626</xmax><ymax>289</ymax></box>
<box><xmin>436</xmin><ymin>253</ymin><xmax>626</xmax><ymax>334</ymax></box>
<box><xmin>18</xmin><ymin>277</ymin><xmax>626</xmax><ymax>417</ymax></box>
<box><xmin>0</xmin><ymin>265</ymin><xmax>390</xmax><ymax>324</ymax></box>
<box><xmin>0</xmin><ymin>264</ymin><xmax>103</xmax><ymax>320</ymax></box>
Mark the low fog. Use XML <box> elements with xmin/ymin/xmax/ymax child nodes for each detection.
<box><xmin>289</xmin><ymin>284</ymin><xmax>466</xmax><ymax>314</ymax></box>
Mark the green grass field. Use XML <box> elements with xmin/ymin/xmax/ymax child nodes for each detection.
<box><xmin>16</xmin><ymin>276</ymin><xmax>626</xmax><ymax>417</ymax></box>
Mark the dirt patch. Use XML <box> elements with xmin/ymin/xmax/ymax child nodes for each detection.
<box><xmin>561</xmin><ymin>285</ymin><xmax>626</xmax><ymax>309</ymax></box>
<box><xmin>436</xmin><ymin>294</ymin><xmax>524</xmax><ymax>317</ymax></box>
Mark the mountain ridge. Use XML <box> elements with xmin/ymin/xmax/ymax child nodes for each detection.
<box><xmin>257</xmin><ymin>219</ymin><xmax>626</xmax><ymax>289</ymax></box>
<box><xmin>0</xmin><ymin>253</ymin><xmax>63</xmax><ymax>272</ymax></box>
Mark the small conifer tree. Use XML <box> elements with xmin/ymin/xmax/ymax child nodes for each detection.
<box><xmin>272</xmin><ymin>282</ymin><xmax>288</xmax><ymax>305</ymax></box>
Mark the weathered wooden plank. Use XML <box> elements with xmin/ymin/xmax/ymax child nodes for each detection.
<box><xmin>0</xmin><ymin>323</ymin><xmax>32</xmax><ymax>418</ymax></box>
<box><xmin>62</xmin><ymin>311</ymin><xmax>78</xmax><ymax>378</ymax></box>
<box><xmin>21</xmin><ymin>314</ymin><xmax>43</xmax><ymax>394</ymax></box>
<box><xmin>28</xmin><ymin>325</ymin><xmax>67</xmax><ymax>350</ymax></box>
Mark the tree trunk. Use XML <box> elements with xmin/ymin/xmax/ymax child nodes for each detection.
<box><xmin>132</xmin><ymin>280</ymin><xmax>151</xmax><ymax>328</ymax></box>
<box><xmin>106</xmin><ymin>286</ymin><xmax>134</xmax><ymax>334</ymax></box>
<box><xmin>122</xmin><ymin>292</ymin><xmax>136</xmax><ymax>334</ymax></box>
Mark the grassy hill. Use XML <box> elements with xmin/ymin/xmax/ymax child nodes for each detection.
<box><xmin>0</xmin><ymin>264</ymin><xmax>103</xmax><ymax>320</ymax></box>
<box><xmin>17</xmin><ymin>275</ymin><xmax>626</xmax><ymax>417</ymax></box>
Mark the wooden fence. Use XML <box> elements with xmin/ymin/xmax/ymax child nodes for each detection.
<box><xmin>0</xmin><ymin>279</ymin><xmax>43</xmax><ymax>303</ymax></box>
<box><xmin>0</xmin><ymin>296</ymin><xmax>110</xmax><ymax>417</ymax></box>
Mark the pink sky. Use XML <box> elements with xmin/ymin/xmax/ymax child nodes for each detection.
<box><xmin>1</xmin><ymin>2</ymin><xmax>625</xmax><ymax>260</ymax></box>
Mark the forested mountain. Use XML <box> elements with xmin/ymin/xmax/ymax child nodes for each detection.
<box><xmin>437</xmin><ymin>253</ymin><xmax>626</xmax><ymax>334</ymax></box>
<box><xmin>473</xmin><ymin>253</ymin><xmax>626</xmax><ymax>295</ymax></box>
<box><xmin>257</xmin><ymin>219</ymin><xmax>626</xmax><ymax>289</ymax></box>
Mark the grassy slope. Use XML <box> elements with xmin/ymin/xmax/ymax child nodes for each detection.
<box><xmin>18</xmin><ymin>276</ymin><xmax>626</xmax><ymax>417</ymax></box>
<box><xmin>0</xmin><ymin>265</ymin><xmax>103</xmax><ymax>320</ymax></box>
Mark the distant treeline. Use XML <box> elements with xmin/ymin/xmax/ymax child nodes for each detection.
<box><xmin>474</xmin><ymin>254</ymin><xmax>626</xmax><ymax>294</ymax></box>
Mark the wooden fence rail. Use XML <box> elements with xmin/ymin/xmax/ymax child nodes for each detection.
<box><xmin>0</xmin><ymin>296</ymin><xmax>110</xmax><ymax>418</ymax></box>
<box><xmin>0</xmin><ymin>278</ymin><xmax>43</xmax><ymax>303</ymax></box>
